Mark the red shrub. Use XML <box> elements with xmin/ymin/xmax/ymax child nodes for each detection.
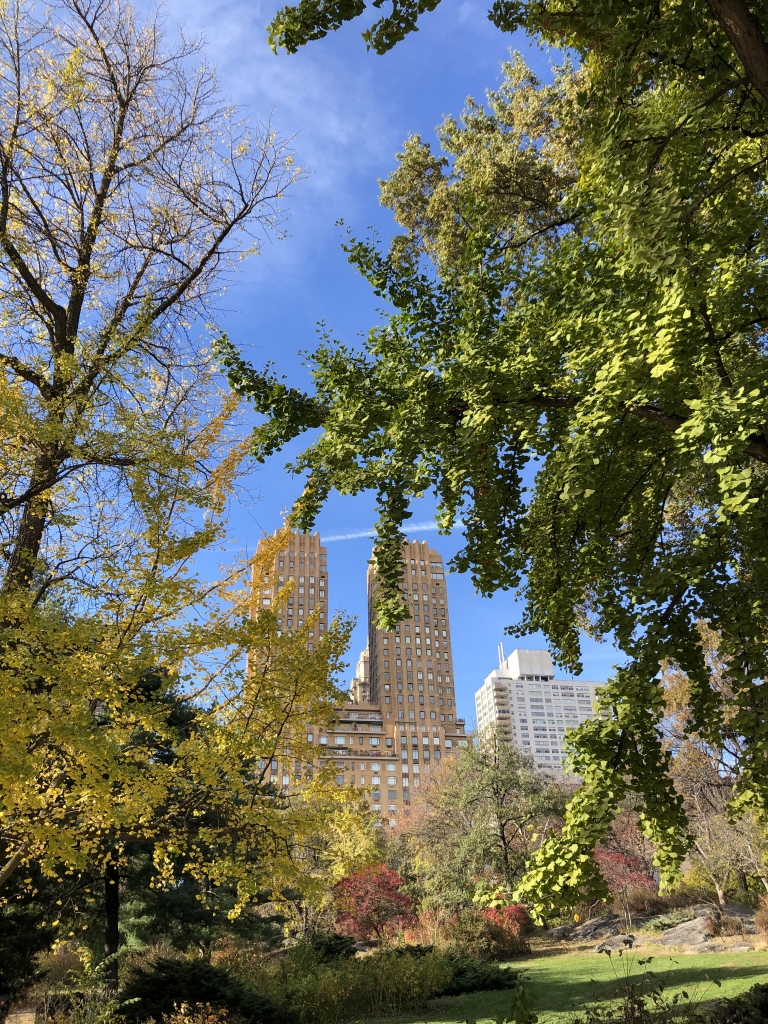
<box><xmin>481</xmin><ymin>904</ymin><xmax>533</xmax><ymax>937</ymax></box>
<box><xmin>334</xmin><ymin>865</ymin><xmax>414</xmax><ymax>941</ymax></box>
<box><xmin>594</xmin><ymin>847</ymin><xmax>656</xmax><ymax>925</ymax></box>
<box><xmin>594</xmin><ymin>848</ymin><xmax>656</xmax><ymax>898</ymax></box>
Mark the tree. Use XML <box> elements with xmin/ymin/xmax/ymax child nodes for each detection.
<box><xmin>266</xmin><ymin>0</ymin><xmax>768</xmax><ymax>106</ymax></box>
<box><xmin>592</xmin><ymin>848</ymin><xmax>656</xmax><ymax>929</ymax></box>
<box><xmin>219</xmin><ymin>0</ymin><xmax>768</xmax><ymax>915</ymax></box>
<box><xmin>663</xmin><ymin>641</ymin><xmax>768</xmax><ymax>904</ymax></box>
<box><xmin>0</xmin><ymin>866</ymin><xmax>56</xmax><ymax>1004</ymax></box>
<box><xmin>334</xmin><ymin>864</ymin><xmax>413</xmax><ymax>941</ymax></box>
<box><xmin>0</xmin><ymin>0</ymin><xmax>302</xmax><ymax>895</ymax></box>
<box><xmin>0</xmin><ymin>0</ymin><xmax>378</xmax><ymax>991</ymax></box>
<box><xmin>2</xmin><ymin>526</ymin><xmax>371</xmax><ymax>983</ymax></box>
<box><xmin>390</xmin><ymin>730</ymin><xmax>567</xmax><ymax>910</ymax></box>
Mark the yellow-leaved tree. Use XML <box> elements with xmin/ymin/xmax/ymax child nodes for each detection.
<box><xmin>0</xmin><ymin>0</ymin><xmax>373</xmax><ymax>983</ymax></box>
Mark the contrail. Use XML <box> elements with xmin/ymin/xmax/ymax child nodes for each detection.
<box><xmin>323</xmin><ymin>521</ymin><xmax>442</xmax><ymax>543</ymax></box>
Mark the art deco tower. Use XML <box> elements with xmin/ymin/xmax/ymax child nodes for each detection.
<box><xmin>254</xmin><ymin>530</ymin><xmax>328</xmax><ymax>645</ymax></box>
<box><xmin>367</xmin><ymin>539</ymin><xmax>458</xmax><ymax>725</ymax></box>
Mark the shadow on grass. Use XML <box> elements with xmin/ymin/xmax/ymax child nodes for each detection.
<box><xmin>527</xmin><ymin>960</ymin><xmax>768</xmax><ymax>1015</ymax></box>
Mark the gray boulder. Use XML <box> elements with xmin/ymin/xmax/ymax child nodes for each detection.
<box><xmin>693</xmin><ymin>903</ymin><xmax>718</xmax><ymax>918</ymax></box>
<box><xmin>720</xmin><ymin>905</ymin><xmax>758</xmax><ymax>934</ymax></box>
<box><xmin>549</xmin><ymin>925</ymin><xmax>573</xmax><ymax>940</ymax></box>
<box><xmin>690</xmin><ymin>903</ymin><xmax>757</xmax><ymax>934</ymax></box>
<box><xmin>722</xmin><ymin>903</ymin><xmax>756</xmax><ymax>919</ymax></box>
<box><xmin>571</xmin><ymin>914</ymin><xmax>622</xmax><ymax>941</ymax></box>
<box><xmin>649</xmin><ymin>915</ymin><xmax>715</xmax><ymax>948</ymax></box>
<box><xmin>596</xmin><ymin>934</ymin><xmax>635</xmax><ymax>952</ymax></box>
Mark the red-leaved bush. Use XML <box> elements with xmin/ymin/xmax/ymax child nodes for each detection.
<box><xmin>594</xmin><ymin>847</ymin><xmax>657</xmax><ymax>926</ymax></box>
<box><xmin>481</xmin><ymin>904</ymin><xmax>533</xmax><ymax>937</ymax></box>
<box><xmin>594</xmin><ymin>848</ymin><xmax>656</xmax><ymax>895</ymax></box>
<box><xmin>334</xmin><ymin>865</ymin><xmax>414</xmax><ymax>941</ymax></box>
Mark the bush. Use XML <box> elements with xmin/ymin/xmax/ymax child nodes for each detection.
<box><xmin>705</xmin><ymin>982</ymin><xmax>768</xmax><ymax>1024</ymax></box>
<box><xmin>288</xmin><ymin>949</ymin><xmax>452</xmax><ymax>1023</ymax></box>
<box><xmin>481</xmin><ymin>905</ymin><xmax>532</xmax><ymax>957</ymax></box>
<box><xmin>405</xmin><ymin>905</ymin><xmax>530</xmax><ymax>960</ymax></box>
<box><xmin>0</xmin><ymin>903</ymin><xmax>54</xmax><ymax>999</ymax></box>
<box><xmin>439</xmin><ymin>908</ymin><xmax>494</xmax><ymax>959</ymax></box>
<box><xmin>716</xmin><ymin>915</ymin><xmax>746</xmax><ymax>937</ymax></box>
<box><xmin>483</xmin><ymin>904</ymin><xmax>533</xmax><ymax>936</ymax></box>
<box><xmin>163</xmin><ymin>1008</ymin><xmax>235</xmax><ymax>1024</ymax></box>
<box><xmin>220</xmin><ymin>942</ymin><xmax>517</xmax><ymax>1024</ymax></box>
<box><xmin>623</xmin><ymin>889</ymin><xmax>677</xmax><ymax>917</ymax></box>
<box><xmin>643</xmin><ymin>908</ymin><xmax>696</xmax><ymax>933</ymax></box>
<box><xmin>439</xmin><ymin>957</ymin><xmax>518</xmax><ymax>997</ymax></box>
<box><xmin>307</xmin><ymin>934</ymin><xmax>357</xmax><ymax>962</ymax></box>
<box><xmin>333</xmin><ymin>865</ymin><xmax>414</xmax><ymax>942</ymax></box>
<box><xmin>119</xmin><ymin>958</ymin><xmax>286</xmax><ymax>1024</ymax></box>
<box><xmin>33</xmin><ymin>992</ymin><xmax>119</xmax><ymax>1024</ymax></box>
<box><xmin>753</xmin><ymin>902</ymin><xmax>768</xmax><ymax>935</ymax></box>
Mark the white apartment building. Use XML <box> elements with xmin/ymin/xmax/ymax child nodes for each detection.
<box><xmin>475</xmin><ymin>646</ymin><xmax>604</xmax><ymax>771</ymax></box>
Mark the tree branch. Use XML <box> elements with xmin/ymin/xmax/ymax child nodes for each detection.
<box><xmin>707</xmin><ymin>0</ymin><xmax>768</xmax><ymax>104</ymax></box>
<box><xmin>524</xmin><ymin>393</ymin><xmax>768</xmax><ymax>464</ymax></box>
<box><xmin>0</xmin><ymin>352</ymin><xmax>53</xmax><ymax>400</ymax></box>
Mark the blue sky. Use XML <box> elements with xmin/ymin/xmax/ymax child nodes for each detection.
<box><xmin>158</xmin><ymin>0</ymin><xmax>622</xmax><ymax>722</ymax></box>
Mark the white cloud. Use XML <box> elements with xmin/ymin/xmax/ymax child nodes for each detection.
<box><xmin>323</xmin><ymin>520</ymin><xmax>441</xmax><ymax>542</ymax></box>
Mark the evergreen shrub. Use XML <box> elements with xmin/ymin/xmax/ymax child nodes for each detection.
<box><xmin>119</xmin><ymin>958</ymin><xmax>285</xmax><ymax>1024</ymax></box>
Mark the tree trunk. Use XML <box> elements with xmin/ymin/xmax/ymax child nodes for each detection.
<box><xmin>736</xmin><ymin>868</ymin><xmax>750</xmax><ymax>900</ymax></box>
<box><xmin>707</xmin><ymin>0</ymin><xmax>768</xmax><ymax>104</ymax></box>
<box><xmin>2</xmin><ymin>448</ymin><xmax>63</xmax><ymax>595</ymax></box>
<box><xmin>0</xmin><ymin>844</ymin><xmax>28</xmax><ymax>890</ymax></box>
<box><xmin>104</xmin><ymin>859</ymin><xmax>120</xmax><ymax>989</ymax></box>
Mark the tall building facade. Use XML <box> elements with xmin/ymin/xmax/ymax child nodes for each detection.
<box><xmin>475</xmin><ymin>647</ymin><xmax>603</xmax><ymax>771</ymax></box>
<box><xmin>255</xmin><ymin>531</ymin><xmax>328</xmax><ymax>645</ymax></box>
<box><xmin>367</xmin><ymin>539</ymin><xmax>457</xmax><ymax>722</ymax></box>
<box><xmin>253</xmin><ymin>530</ymin><xmax>467</xmax><ymax>827</ymax></box>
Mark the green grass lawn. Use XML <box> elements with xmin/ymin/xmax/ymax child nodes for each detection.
<box><xmin>369</xmin><ymin>948</ymin><xmax>768</xmax><ymax>1024</ymax></box>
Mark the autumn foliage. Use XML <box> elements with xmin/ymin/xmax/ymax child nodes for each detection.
<box><xmin>481</xmin><ymin>904</ymin><xmax>532</xmax><ymax>937</ymax></box>
<box><xmin>334</xmin><ymin>865</ymin><xmax>414</xmax><ymax>941</ymax></box>
<box><xmin>594</xmin><ymin>847</ymin><xmax>656</xmax><ymax>926</ymax></box>
<box><xmin>594</xmin><ymin>848</ymin><xmax>656</xmax><ymax>896</ymax></box>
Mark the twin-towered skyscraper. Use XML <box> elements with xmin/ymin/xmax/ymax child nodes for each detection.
<box><xmin>255</xmin><ymin>529</ymin><xmax>467</xmax><ymax>826</ymax></box>
<box><xmin>255</xmin><ymin>528</ymin><xmax>604</xmax><ymax>808</ymax></box>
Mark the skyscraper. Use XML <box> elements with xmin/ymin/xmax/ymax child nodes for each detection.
<box><xmin>367</xmin><ymin>539</ymin><xmax>457</xmax><ymax>722</ymax></box>
<box><xmin>252</xmin><ymin>530</ymin><xmax>467</xmax><ymax>827</ymax></box>
<box><xmin>255</xmin><ymin>530</ymin><xmax>328</xmax><ymax>645</ymax></box>
<box><xmin>475</xmin><ymin>646</ymin><xmax>603</xmax><ymax>772</ymax></box>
